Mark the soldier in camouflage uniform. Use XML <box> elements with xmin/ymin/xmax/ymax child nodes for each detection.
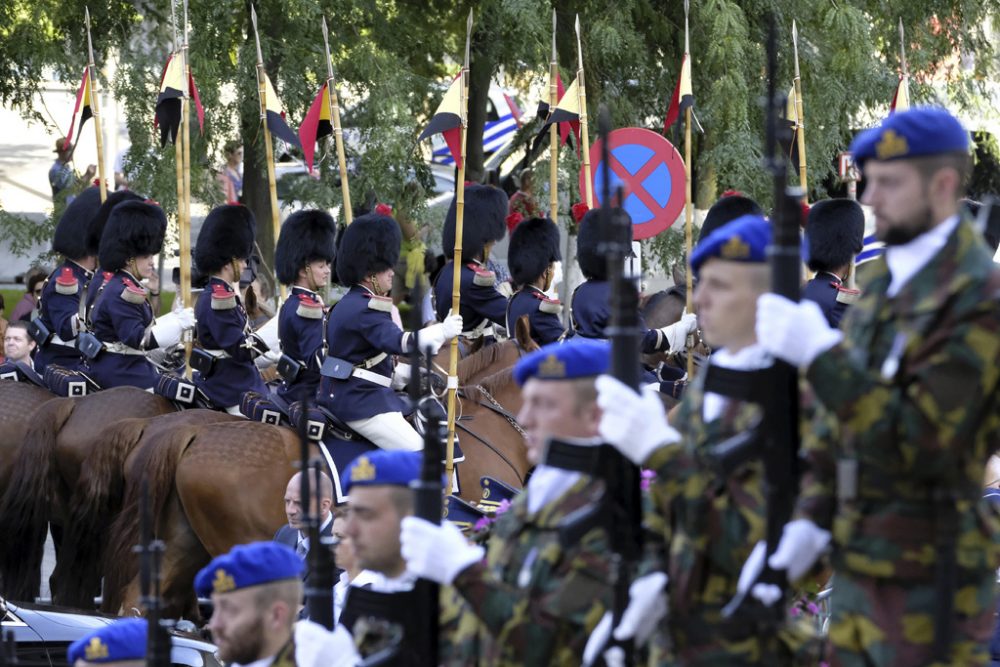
<box><xmin>401</xmin><ymin>337</ymin><xmax>625</xmax><ymax>666</ymax></box>
<box><xmin>591</xmin><ymin>215</ymin><xmax>819</xmax><ymax>666</ymax></box>
<box><xmin>195</xmin><ymin>540</ymin><xmax>358</xmax><ymax>667</ymax></box>
<box><xmin>742</xmin><ymin>107</ymin><xmax>1000</xmax><ymax>666</ymax></box>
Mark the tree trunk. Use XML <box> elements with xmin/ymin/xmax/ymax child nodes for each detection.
<box><xmin>465</xmin><ymin>32</ymin><xmax>493</xmax><ymax>184</ymax></box>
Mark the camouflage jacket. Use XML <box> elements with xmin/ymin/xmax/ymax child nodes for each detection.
<box><xmin>798</xmin><ymin>218</ymin><xmax>1000</xmax><ymax>581</ymax></box>
<box><xmin>647</xmin><ymin>365</ymin><xmax>766</xmax><ymax>628</ymax></box>
<box><xmin>450</xmin><ymin>474</ymin><xmax>612</xmax><ymax>666</ymax></box>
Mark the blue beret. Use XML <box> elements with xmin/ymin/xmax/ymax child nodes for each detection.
<box><xmin>68</xmin><ymin>619</ymin><xmax>147</xmax><ymax>664</ymax></box>
<box><xmin>850</xmin><ymin>107</ymin><xmax>969</xmax><ymax>170</ymax></box>
<box><xmin>342</xmin><ymin>450</ymin><xmax>421</xmax><ymax>495</ymax></box>
<box><xmin>194</xmin><ymin>541</ymin><xmax>303</xmax><ymax>598</ymax></box>
<box><xmin>690</xmin><ymin>214</ymin><xmax>771</xmax><ymax>276</ymax></box>
<box><xmin>512</xmin><ymin>337</ymin><xmax>610</xmax><ymax>386</ymax></box>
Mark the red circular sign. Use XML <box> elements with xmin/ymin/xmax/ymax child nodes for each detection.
<box><xmin>578</xmin><ymin>127</ymin><xmax>686</xmax><ymax>240</ymax></box>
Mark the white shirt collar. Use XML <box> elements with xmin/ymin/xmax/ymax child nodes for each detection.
<box><xmin>297</xmin><ymin>513</ymin><xmax>334</xmax><ymax>546</ymax></box>
<box><xmin>703</xmin><ymin>344</ymin><xmax>772</xmax><ymax>423</ymax></box>
<box><xmin>527</xmin><ymin>465</ymin><xmax>583</xmax><ymax>515</ymax></box>
<box><xmin>885</xmin><ymin>214</ymin><xmax>959</xmax><ymax>297</ymax></box>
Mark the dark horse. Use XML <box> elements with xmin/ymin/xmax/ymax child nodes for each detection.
<box><xmin>0</xmin><ymin>387</ymin><xmax>175</xmax><ymax>603</ymax></box>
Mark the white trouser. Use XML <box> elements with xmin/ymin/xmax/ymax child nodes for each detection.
<box><xmin>347</xmin><ymin>412</ymin><xmax>422</xmax><ymax>451</ymax></box>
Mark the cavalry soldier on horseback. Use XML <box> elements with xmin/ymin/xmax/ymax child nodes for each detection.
<box><xmin>320</xmin><ymin>212</ymin><xmax>462</xmax><ymax>452</ymax></box>
<box><xmin>85</xmin><ymin>200</ymin><xmax>196</xmax><ymax>400</ymax></box>
<box><xmin>801</xmin><ymin>198</ymin><xmax>865</xmax><ymax>327</ymax></box>
<box><xmin>572</xmin><ymin>208</ymin><xmax>695</xmax><ymax>377</ymax></box>
<box><xmin>31</xmin><ymin>186</ymin><xmax>102</xmax><ymax>375</ymax></box>
<box><xmin>433</xmin><ymin>184</ymin><xmax>510</xmax><ymax>345</ymax></box>
<box><xmin>505</xmin><ymin>217</ymin><xmax>565</xmax><ymax>346</ymax></box>
<box><xmin>401</xmin><ymin>337</ymin><xmax>619</xmax><ymax>666</ymax></box>
<box><xmin>192</xmin><ymin>204</ymin><xmax>272</xmax><ymax>413</ymax></box>
<box><xmin>273</xmin><ymin>209</ymin><xmax>337</xmax><ymax>404</ymax></box>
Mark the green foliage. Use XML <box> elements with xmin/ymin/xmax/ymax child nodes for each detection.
<box><xmin>3</xmin><ymin>0</ymin><xmax>1000</xmax><ymax>274</ymax></box>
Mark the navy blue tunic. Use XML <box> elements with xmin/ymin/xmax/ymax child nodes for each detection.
<box><xmin>276</xmin><ymin>286</ymin><xmax>326</xmax><ymax>403</ymax></box>
<box><xmin>433</xmin><ymin>261</ymin><xmax>508</xmax><ymax>330</ymax></box>
<box><xmin>33</xmin><ymin>260</ymin><xmax>93</xmax><ymax>373</ymax></box>
<box><xmin>86</xmin><ymin>270</ymin><xmax>162</xmax><ymax>390</ymax></box>
<box><xmin>317</xmin><ymin>285</ymin><xmax>414</xmax><ymax>422</ymax></box>
<box><xmin>193</xmin><ymin>277</ymin><xmax>268</xmax><ymax>407</ymax></box>
<box><xmin>802</xmin><ymin>272</ymin><xmax>850</xmax><ymax>328</ymax></box>
<box><xmin>570</xmin><ymin>279</ymin><xmax>665</xmax><ymax>352</ymax></box>
<box><xmin>505</xmin><ymin>286</ymin><xmax>565</xmax><ymax>346</ymax></box>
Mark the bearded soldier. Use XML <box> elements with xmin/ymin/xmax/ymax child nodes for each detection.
<box><xmin>743</xmin><ymin>106</ymin><xmax>1000</xmax><ymax>665</ymax></box>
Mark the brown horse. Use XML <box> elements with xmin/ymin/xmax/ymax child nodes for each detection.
<box><xmin>52</xmin><ymin>409</ymin><xmax>237</xmax><ymax>608</ymax></box>
<box><xmin>0</xmin><ymin>381</ymin><xmax>58</xmax><ymax>497</ymax></box>
<box><xmin>103</xmin><ymin>356</ymin><xmax>532</xmax><ymax>620</ymax></box>
<box><xmin>0</xmin><ymin>387</ymin><xmax>175</xmax><ymax>602</ymax></box>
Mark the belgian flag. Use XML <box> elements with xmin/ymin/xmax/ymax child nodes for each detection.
<box><xmin>663</xmin><ymin>54</ymin><xmax>693</xmax><ymax>132</ymax></box>
<box><xmin>418</xmin><ymin>74</ymin><xmax>463</xmax><ymax>169</ymax></box>
<box><xmin>64</xmin><ymin>68</ymin><xmax>92</xmax><ymax>147</ymax></box>
<box><xmin>154</xmin><ymin>53</ymin><xmax>205</xmax><ymax>147</ymax></box>
<box><xmin>262</xmin><ymin>72</ymin><xmax>301</xmax><ymax>149</ymax></box>
<box><xmin>298</xmin><ymin>83</ymin><xmax>333</xmax><ymax>174</ymax></box>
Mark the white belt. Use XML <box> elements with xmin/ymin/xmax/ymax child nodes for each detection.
<box><xmin>352</xmin><ymin>367</ymin><xmax>392</xmax><ymax>387</ymax></box>
<box><xmin>357</xmin><ymin>352</ymin><xmax>388</xmax><ymax>369</ymax></box>
<box><xmin>103</xmin><ymin>341</ymin><xmax>146</xmax><ymax>356</ymax></box>
<box><xmin>201</xmin><ymin>348</ymin><xmax>232</xmax><ymax>359</ymax></box>
<box><xmin>50</xmin><ymin>335</ymin><xmax>76</xmax><ymax>348</ymax></box>
<box><xmin>462</xmin><ymin>320</ymin><xmax>494</xmax><ymax>340</ymax></box>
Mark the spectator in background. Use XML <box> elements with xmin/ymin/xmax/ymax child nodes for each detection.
<box><xmin>508</xmin><ymin>168</ymin><xmax>542</xmax><ymax>220</ymax></box>
<box><xmin>10</xmin><ymin>270</ymin><xmax>47</xmax><ymax>322</ymax></box>
<box><xmin>219</xmin><ymin>142</ymin><xmax>243</xmax><ymax>203</ymax></box>
<box><xmin>0</xmin><ymin>293</ymin><xmax>7</xmax><ymax>351</ymax></box>
<box><xmin>4</xmin><ymin>321</ymin><xmax>36</xmax><ymax>366</ymax></box>
<box><xmin>49</xmin><ymin>138</ymin><xmax>96</xmax><ymax>200</ymax></box>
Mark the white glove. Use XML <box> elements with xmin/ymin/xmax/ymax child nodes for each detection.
<box><xmin>400</xmin><ymin>516</ymin><xmax>484</xmax><ymax>585</ymax></box>
<box><xmin>254</xmin><ymin>349</ymin><xmax>281</xmax><ymax>371</ymax></box>
<box><xmin>391</xmin><ymin>363</ymin><xmax>413</xmax><ymax>391</ymax></box>
<box><xmin>756</xmin><ymin>294</ymin><xmax>842</xmax><ymax>368</ymax></box>
<box><xmin>736</xmin><ymin>519</ymin><xmax>831</xmax><ymax>607</ymax></box>
<box><xmin>440</xmin><ymin>310</ymin><xmax>464</xmax><ymax>339</ymax></box>
<box><xmin>147</xmin><ymin>308</ymin><xmax>195</xmax><ymax>349</ymax></box>
<box><xmin>658</xmin><ymin>312</ymin><xmax>697</xmax><ymax>354</ymax></box>
<box><xmin>295</xmin><ymin>620</ymin><xmax>360</xmax><ymax>667</ymax></box>
<box><xmin>583</xmin><ymin>572</ymin><xmax>668</xmax><ymax>666</ymax></box>
<box><xmin>416</xmin><ymin>324</ymin><xmax>446</xmax><ymax>354</ymax></box>
<box><xmin>596</xmin><ymin>375</ymin><xmax>681</xmax><ymax>465</ymax></box>
<box><xmin>254</xmin><ymin>315</ymin><xmax>281</xmax><ymax>354</ymax></box>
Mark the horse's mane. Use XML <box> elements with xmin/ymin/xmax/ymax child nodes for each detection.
<box><xmin>457</xmin><ymin>339</ymin><xmax>512</xmax><ymax>383</ymax></box>
<box><xmin>465</xmin><ymin>367</ymin><xmax>515</xmax><ymax>403</ymax></box>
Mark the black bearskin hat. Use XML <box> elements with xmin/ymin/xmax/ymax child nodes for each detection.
<box><xmin>508</xmin><ymin>217</ymin><xmax>561</xmax><ymax>286</ymax></box>
<box><xmin>442</xmin><ymin>184</ymin><xmax>508</xmax><ymax>262</ymax></box>
<box><xmin>88</xmin><ymin>190</ymin><xmax>145</xmax><ymax>259</ymax></box>
<box><xmin>805</xmin><ymin>199</ymin><xmax>865</xmax><ymax>272</ymax></box>
<box><xmin>99</xmin><ymin>201</ymin><xmax>168</xmax><ymax>272</ymax></box>
<box><xmin>275</xmin><ymin>209</ymin><xmax>337</xmax><ymax>285</ymax></box>
<box><xmin>336</xmin><ymin>213</ymin><xmax>401</xmax><ymax>285</ymax></box>
<box><xmin>699</xmin><ymin>194</ymin><xmax>763</xmax><ymax>245</ymax></box>
<box><xmin>53</xmin><ymin>186</ymin><xmax>102</xmax><ymax>259</ymax></box>
<box><xmin>576</xmin><ymin>208</ymin><xmax>633</xmax><ymax>281</ymax></box>
<box><xmin>195</xmin><ymin>205</ymin><xmax>256</xmax><ymax>275</ymax></box>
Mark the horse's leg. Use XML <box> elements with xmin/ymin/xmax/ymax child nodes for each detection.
<box><xmin>159</xmin><ymin>491</ymin><xmax>211</xmax><ymax>621</ymax></box>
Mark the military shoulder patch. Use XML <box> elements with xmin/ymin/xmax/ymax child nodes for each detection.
<box><xmin>468</xmin><ymin>264</ymin><xmax>496</xmax><ymax>287</ymax></box>
<box><xmin>211</xmin><ymin>283</ymin><xmax>237</xmax><ymax>310</ymax></box>
<box><xmin>538</xmin><ymin>298</ymin><xmax>562</xmax><ymax>315</ymax></box>
<box><xmin>54</xmin><ymin>267</ymin><xmax>79</xmax><ymax>295</ymax></box>
<box><xmin>296</xmin><ymin>294</ymin><xmax>324</xmax><ymax>319</ymax></box>
<box><xmin>835</xmin><ymin>285</ymin><xmax>861</xmax><ymax>305</ymax></box>
<box><xmin>120</xmin><ymin>278</ymin><xmax>148</xmax><ymax>305</ymax></box>
<box><xmin>367</xmin><ymin>295</ymin><xmax>393</xmax><ymax>313</ymax></box>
